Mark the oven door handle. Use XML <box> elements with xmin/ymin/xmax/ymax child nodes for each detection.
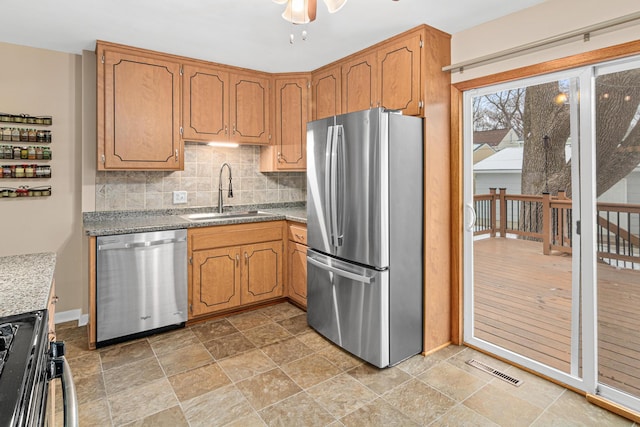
<box><xmin>61</xmin><ymin>356</ymin><xmax>79</xmax><ymax>427</ymax></box>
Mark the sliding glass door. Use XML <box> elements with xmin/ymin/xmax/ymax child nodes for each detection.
<box><xmin>463</xmin><ymin>71</ymin><xmax>585</xmax><ymax>389</ymax></box>
<box><xmin>593</xmin><ymin>58</ymin><xmax>640</xmax><ymax>408</ymax></box>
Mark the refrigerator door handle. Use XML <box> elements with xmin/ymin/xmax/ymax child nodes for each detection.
<box><xmin>329</xmin><ymin>125</ymin><xmax>341</xmax><ymax>247</ymax></box>
<box><xmin>335</xmin><ymin>124</ymin><xmax>345</xmax><ymax>246</ymax></box>
<box><xmin>324</xmin><ymin>125</ymin><xmax>335</xmax><ymax>246</ymax></box>
<box><xmin>307</xmin><ymin>256</ymin><xmax>372</xmax><ymax>284</ymax></box>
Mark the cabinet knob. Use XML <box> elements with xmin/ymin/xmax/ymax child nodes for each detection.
<box><xmin>225</xmin><ymin>125</ymin><xmax>228</xmax><ymax>135</ymax></box>
<box><xmin>175</xmin><ymin>149</ymin><xmax>179</xmax><ymax>162</ymax></box>
<box><xmin>236</xmin><ymin>254</ymin><xmax>240</xmax><ymax>266</ymax></box>
<box><xmin>52</xmin><ymin>296</ymin><xmax>59</xmax><ymax>304</ymax></box>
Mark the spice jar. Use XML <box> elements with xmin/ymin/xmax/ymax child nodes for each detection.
<box><xmin>25</xmin><ymin>165</ymin><xmax>35</xmax><ymax>178</ymax></box>
<box><xmin>3</xmin><ymin>165</ymin><xmax>12</xmax><ymax>178</ymax></box>
<box><xmin>27</xmin><ymin>146</ymin><xmax>36</xmax><ymax>160</ymax></box>
<box><xmin>11</xmin><ymin>128</ymin><xmax>20</xmax><ymax>142</ymax></box>
<box><xmin>36</xmin><ymin>130</ymin><xmax>45</xmax><ymax>142</ymax></box>
<box><xmin>2</xmin><ymin>128</ymin><xmax>11</xmax><ymax>141</ymax></box>
<box><xmin>42</xmin><ymin>147</ymin><xmax>51</xmax><ymax>160</ymax></box>
<box><xmin>14</xmin><ymin>166</ymin><xmax>25</xmax><ymax>178</ymax></box>
<box><xmin>42</xmin><ymin>165</ymin><xmax>51</xmax><ymax>177</ymax></box>
<box><xmin>3</xmin><ymin>146</ymin><xmax>11</xmax><ymax>159</ymax></box>
<box><xmin>20</xmin><ymin>129</ymin><xmax>28</xmax><ymax>142</ymax></box>
<box><xmin>13</xmin><ymin>146</ymin><xmax>21</xmax><ymax>159</ymax></box>
<box><xmin>20</xmin><ymin>147</ymin><xmax>28</xmax><ymax>159</ymax></box>
<box><xmin>35</xmin><ymin>146</ymin><xmax>43</xmax><ymax>160</ymax></box>
<box><xmin>28</xmin><ymin>129</ymin><xmax>36</xmax><ymax>142</ymax></box>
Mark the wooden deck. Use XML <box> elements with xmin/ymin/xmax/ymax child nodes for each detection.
<box><xmin>473</xmin><ymin>237</ymin><xmax>640</xmax><ymax>397</ymax></box>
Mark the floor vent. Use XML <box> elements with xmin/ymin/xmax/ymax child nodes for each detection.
<box><xmin>467</xmin><ymin>359</ymin><xmax>523</xmax><ymax>387</ymax></box>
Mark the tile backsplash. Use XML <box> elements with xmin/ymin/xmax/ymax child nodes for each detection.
<box><xmin>95</xmin><ymin>145</ymin><xmax>306</xmax><ymax>211</ymax></box>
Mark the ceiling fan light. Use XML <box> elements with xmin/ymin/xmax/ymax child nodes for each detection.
<box><xmin>281</xmin><ymin>0</ymin><xmax>316</xmax><ymax>24</ymax></box>
<box><xmin>323</xmin><ymin>0</ymin><xmax>347</xmax><ymax>13</ymax></box>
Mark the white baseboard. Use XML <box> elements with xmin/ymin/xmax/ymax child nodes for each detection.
<box><xmin>55</xmin><ymin>309</ymin><xmax>89</xmax><ymax>327</ymax></box>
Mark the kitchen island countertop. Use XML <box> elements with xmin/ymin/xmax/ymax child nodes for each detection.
<box><xmin>0</xmin><ymin>252</ymin><xmax>56</xmax><ymax>317</ymax></box>
<box><xmin>83</xmin><ymin>203</ymin><xmax>307</xmax><ymax>237</ymax></box>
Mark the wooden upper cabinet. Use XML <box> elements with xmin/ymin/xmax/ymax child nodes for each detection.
<box><xmin>260</xmin><ymin>74</ymin><xmax>309</xmax><ymax>172</ymax></box>
<box><xmin>341</xmin><ymin>52</ymin><xmax>378</xmax><ymax>114</ymax></box>
<box><xmin>182</xmin><ymin>64</ymin><xmax>229</xmax><ymax>142</ymax></box>
<box><xmin>97</xmin><ymin>43</ymin><xmax>183</xmax><ymax>170</ymax></box>
<box><xmin>311</xmin><ymin>65</ymin><xmax>341</xmax><ymax>120</ymax></box>
<box><xmin>230</xmin><ymin>73</ymin><xmax>271</xmax><ymax>144</ymax></box>
<box><xmin>378</xmin><ymin>32</ymin><xmax>422</xmax><ymax>115</ymax></box>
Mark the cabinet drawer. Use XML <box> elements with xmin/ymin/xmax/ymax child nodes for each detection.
<box><xmin>190</xmin><ymin>222</ymin><xmax>284</xmax><ymax>251</ymax></box>
<box><xmin>288</xmin><ymin>224</ymin><xmax>307</xmax><ymax>245</ymax></box>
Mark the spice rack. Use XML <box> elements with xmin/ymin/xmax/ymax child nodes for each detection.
<box><xmin>0</xmin><ymin>113</ymin><xmax>53</xmax><ymax>199</ymax></box>
<box><xmin>0</xmin><ymin>186</ymin><xmax>51</xmax><ymax>198</ymax></box>
<box><xmin>0</xmin><ymin>113</ymin><xmax>52</xmax><ymax>126</ymax></box>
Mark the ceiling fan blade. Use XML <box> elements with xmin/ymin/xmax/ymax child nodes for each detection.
<box><xmin>323</xmin><ymin>0</ymin><xmax>347</xmax><ymax>13</ymax></box>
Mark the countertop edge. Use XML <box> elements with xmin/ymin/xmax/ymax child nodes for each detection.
<box><xmin>83</xmin><ymin>206</ymin><xmax>306</xmax><ymax>236</ymax></box>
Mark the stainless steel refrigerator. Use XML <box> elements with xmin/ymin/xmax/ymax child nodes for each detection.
<box><xmin>306</xmin><ymin>107</ymin><xmax>423</xmax><ymax>368</ymax></box>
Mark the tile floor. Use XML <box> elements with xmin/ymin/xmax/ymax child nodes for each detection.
<box><xmin>54</xmin><ymin>302</ymin><xmax>636</xmax><ymax>426</ymax></box>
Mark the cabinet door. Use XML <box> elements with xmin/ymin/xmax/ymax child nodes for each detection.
<box><xmin>274</xmin><ymin>77</ymin><xmax>308</xmax><ymax>170</ymax></box>
<box><xmin>101</xmin><ymin>49</ymin><xmax>182</xmax><ymax>170</ymax></box>
<box><xmin>230</xmin><ymin>73</ymin><xmax>270</xmax><ymax>144</ymax></box>
<box><xmin>378</xmin><ymin>33</ymin><xmax>422</xmax><ymax>115</ymax></box>
<box><xmin>288</xmin><ymin>241</ymin><xmax>307</xmax><ymax>308</ymax></box>
<box><xmin>192</xmin><ymin>247</ymin><xmax>241</xmax><ymax>316</ymax></box>
<box><xmin>312</xmin><ymin>65</ymin><xmax>341</xmax><ymax>120</ymax></box>
<box><xmin>341</xmin><ymin>52</ymin><xmax>377</xmax><ymax>114</ymax></box>
<box><xmin>182</xmin><ymin>64</ymin><xmax>229</xmax><ymax>142</ymax></box>
<box><xmin>241</xmin><ymin>241</ymin><xmax>283</xmax><ymax>304</ymax></box>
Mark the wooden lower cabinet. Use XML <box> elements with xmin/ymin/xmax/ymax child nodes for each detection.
<box><xmin>191</xmin><ymin>247</ymin><xmax>241</xmax><ymax>316</ymax></box>
<box><xmin>287</xmin><ymin>222</ymin><xmax>308</xmax><ymax>308</ymax></box>
<box><xmin>189</xmin><ymin>222</ymin><xmax>284</xmax><ymax>318</ymax></box>
<box><xmin>287</xmin><ymin>242</ymin><xmax>307</xmax><ymax>308</ymax></box>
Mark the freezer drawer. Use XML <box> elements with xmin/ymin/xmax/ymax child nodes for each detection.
<box><xmin>96</xmin><ymin>229</ymin><xmax>187</xmax><ymax>344</ymax></box>
<box><xmin>306</xmin><ymin>249</ymin><xmax>390</xmax><ymax>367</ymax></box>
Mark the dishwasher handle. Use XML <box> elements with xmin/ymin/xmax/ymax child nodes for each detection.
<box><xmin>98</xmin><ymin>236</ymin><xmax>186</xmax><ymax>251</ymax></box>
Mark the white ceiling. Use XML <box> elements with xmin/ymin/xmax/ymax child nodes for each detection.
<box><xmin>0</xmin><ymin>0</ymin><xmax>545</xmax><ymax>73</ymax></box>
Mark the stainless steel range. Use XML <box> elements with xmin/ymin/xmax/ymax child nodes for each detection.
<box><xmin>0</xmin><ymin>310</ymin><xmax>77</xmax><ymax>427</ymax></box>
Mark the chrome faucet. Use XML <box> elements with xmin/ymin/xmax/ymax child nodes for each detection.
<box><xmin>218</xmin><ymin>162</ymin><xmax>233</xmax><ymax>213</ymax></box>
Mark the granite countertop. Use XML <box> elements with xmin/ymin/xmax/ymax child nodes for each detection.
<box><xmin>0</xmin><ymin>252</ymin><xmax>56</xmax><ymax>318</ymax></box>
<box><xmin>84</xmin><ymin>203</ymin><xmax>307</xmax><ymax>237</ymax></box>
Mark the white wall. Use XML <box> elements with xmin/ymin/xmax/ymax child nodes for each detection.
<box><xmin>0</xmin><ymin>42</ymin><xmax>84</xmax><ymax>314</ymax></box>
<box><xmin>451</xmin><ymin>0</ymin><xmax>640</xmax><ymax>83</ymax></box>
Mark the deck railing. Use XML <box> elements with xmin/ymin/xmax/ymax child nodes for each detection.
<box><xmin>474</xmin><ymin>188</ymin><xmax>640</xmax><ymax>267</ymax></box>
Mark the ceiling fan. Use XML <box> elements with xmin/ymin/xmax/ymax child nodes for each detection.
<box><xmin>273</xmin><ymin>0</ymin><xmax>348</xmax><ymax>24</ymax></box>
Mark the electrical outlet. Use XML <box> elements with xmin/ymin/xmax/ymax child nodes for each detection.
<box><xmin>173</xmin><ymin>191</ymin><xmax>187</xmax><ymax>204</ymax></box>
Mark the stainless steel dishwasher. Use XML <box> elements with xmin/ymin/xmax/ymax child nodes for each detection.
<box><xmin>96</xmin><ymin>229</ymin><xmax>188</xmax><ymax>346</ymax></box>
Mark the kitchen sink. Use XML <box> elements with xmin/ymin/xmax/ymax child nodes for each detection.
<box><xmin>180</xmin><ymin>210</ymin><xmax>273</xmax><ymax>222</ymax></box>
